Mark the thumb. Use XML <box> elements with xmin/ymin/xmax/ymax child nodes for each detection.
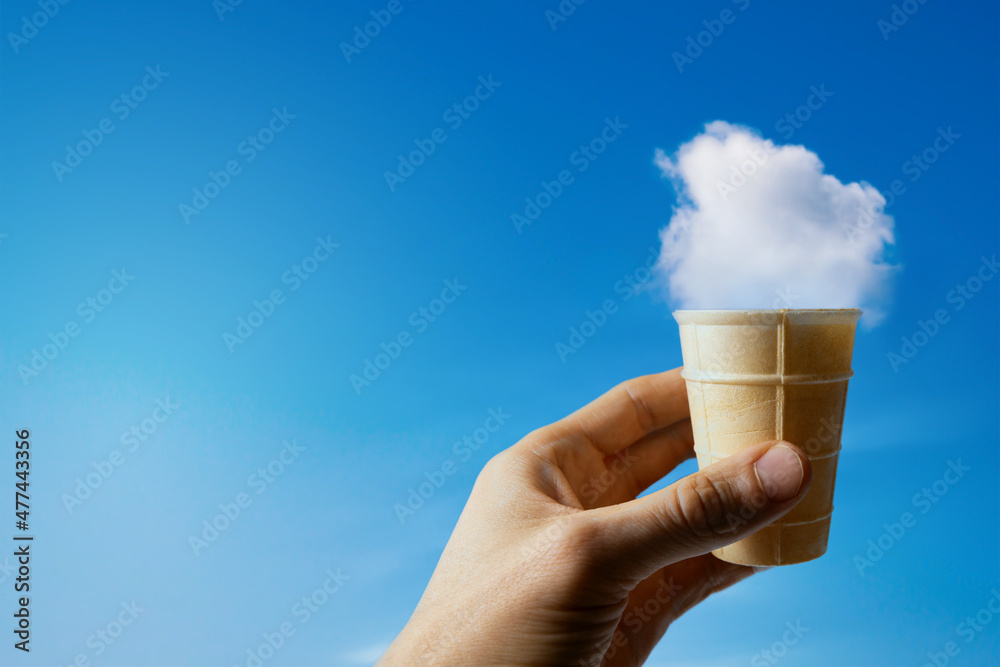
<box><xmin>588</xmin><ymin>441</ymin><xmax>811</xmax><ymax>582</ymax></box>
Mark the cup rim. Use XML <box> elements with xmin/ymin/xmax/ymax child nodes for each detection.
<box><xmin>673</xmin><ymin>308</ymin><xmax>862</xmax><ymax>325</ymax></box>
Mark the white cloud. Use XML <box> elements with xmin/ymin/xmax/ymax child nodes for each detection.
<box><xmin>339</xmin><ymin>642</ymin><xmax>390</xmax><ymax>665</ymax></box>
<box><xmin>654</xmin><ymin>121</ymin><xmax>896</xmax><ymax>325</ymax></box>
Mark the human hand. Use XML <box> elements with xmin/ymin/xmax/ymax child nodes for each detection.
<box><xmin>379</xmin><ymin>367</ymin><xmax>811</xmax><ymax>666</ymax></box>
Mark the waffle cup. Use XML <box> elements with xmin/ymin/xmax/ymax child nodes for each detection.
<box><xmin>673</xmin><ymin>309</ymin><xmax>861</xmax><ymax>566</ymax></box>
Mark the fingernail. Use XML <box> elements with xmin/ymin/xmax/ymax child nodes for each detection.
<box><xmin>754</xmin><ymin>444</ymin><xmax>804</xmax><ymax>502</ymax></box>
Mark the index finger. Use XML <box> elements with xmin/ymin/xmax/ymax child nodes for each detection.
<box><xmin>556</xmin><ymin>367</ymin><xmax>690</xmax><ymax>455</ymax></box>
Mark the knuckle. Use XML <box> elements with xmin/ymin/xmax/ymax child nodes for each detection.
<box><xmin>553</xmin><ymin>514</ymin><xmax>601</xmax><ymax>556</ymax></box>
<box><xmin>667</xmin><ymin>474</ymin><xmax>738</xmax><ymax>538</ymax></box>
<box><xmin>622</xmin><ymin>380</ymin><xmax>656</xmax><ymax>432</ymax></box>
<box><xmin>536</xmin><ymin>515</ymin><xmax>626</xmax><ymax>588</ymax></box>
<box><xmin>478</xmin><ymin>451</ymin><xmax>504</xmax><ymax>477</ymax></box>
<box><xmin>475</xmin><ymin>449</ymin><xmax>513</xmax><ymax>488</ymax></box>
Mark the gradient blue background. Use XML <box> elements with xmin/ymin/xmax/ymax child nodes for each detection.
<box><xmin>1</xmin><ymin>1</ymin><xmax>997</xmax><ymax>665</ymax></box>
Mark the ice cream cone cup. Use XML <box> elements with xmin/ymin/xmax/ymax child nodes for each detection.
<box><xmin>673</xmin><ymin>309</ymin><xmax>861</xmax><ymax>566</ymax></box>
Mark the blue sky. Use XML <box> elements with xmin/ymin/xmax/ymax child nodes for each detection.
<box><xmin>0</xmin><ymin>1</ymin><xmax>997</xmax><ymax>665</ymax></box>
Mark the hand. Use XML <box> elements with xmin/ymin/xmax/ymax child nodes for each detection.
<box><xmin>379</xmin><ymin>367</ymin><xmax>811</xmax><ymax>666</ymax></box>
